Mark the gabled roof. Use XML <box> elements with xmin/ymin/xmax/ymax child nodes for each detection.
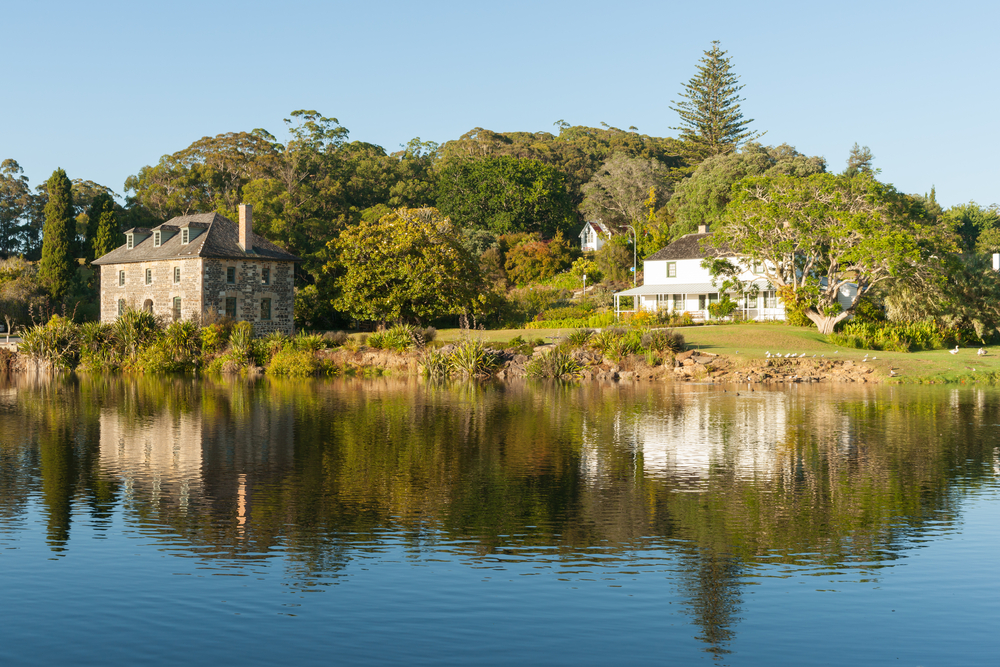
<box><xmin>94</xmin><ymin>212</ymin><xmax>300</xmax><ymax>265</ymax></box>
<box><xmin>645</xmin><ymin>232</ymin><xmax>734</xmax><ymax>261</ymax></box>
<box><xmin>579</xmin><ymin>220</ymin><xmax>605</xmax><ymax>236</ymax></box>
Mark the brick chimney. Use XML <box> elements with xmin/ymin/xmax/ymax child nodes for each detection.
<box><xmin>239</xmin><ymin>204</ymin><xmax>252</xmax><ymax>252</ymax></box>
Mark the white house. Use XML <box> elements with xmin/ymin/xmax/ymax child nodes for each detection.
<box><xmin>612</xmin><ymin>224</ymin><xmax>783</xmax><ymax>321</ymax></box>
<box><xmin>613</xmin><ymin>224</ymin><xmax>857</xmax><ymax>321</ymax></box>
<box><xmin>579</xmin><ymin>221</ymin><xmax>606</xmax><ymax>252</ymax></box>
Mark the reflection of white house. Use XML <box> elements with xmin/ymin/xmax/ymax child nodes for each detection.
<box><xmin>579</xmin><ymin>221</ymin><xmax>606</xmax><ymax>253</ymax></box>
<box><xmin>613</xmin><ymin>224</ymin><xmax>856</xmax><ymax>321</ymax></box>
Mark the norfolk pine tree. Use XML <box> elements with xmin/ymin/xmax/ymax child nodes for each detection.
<box><xmin>38</xmin><ymin>168</ymin><xmax>76</xmax><ymax>301</ymax></box>
<box><xmin>671</xmin><ymin>41</ymin><xmax>762</xmax><ymax>163</ymax></box>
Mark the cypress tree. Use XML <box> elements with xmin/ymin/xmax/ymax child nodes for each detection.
<box><xmin>38</xmin><ymin>168</ymin><xmax>76</xmax><ymax>301</ymax></box>
<box><xmin>91</xmin><ymin>195</ymin><xmax>122</xmax><ymax>261</ymax></box>
<box><xmin>670</xmin><ymin>41</ymin><xmax>763</xmax><ymax>162</ymax></box>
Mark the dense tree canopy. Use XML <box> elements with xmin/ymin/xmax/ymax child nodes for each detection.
<box><xmin>325</xmin><ymin>207</ymin><xmax>485</xmax><ymax>324</ymax></box>
<box><xmin>0</xmin><ymin>159</ymin><xmax>32</xmax><ymax>258</ymax></box>
<box><xmin>669</xmin><ymin>143</ymin><xmax>826</xmax><ymax>237</ymax></box>
<box><xmin>579</xmin><ymin>153</ymin><xmax>672</xmax><ymax>236</ymax></box>
<box><xmin>435</xmin><ymin>156</ymin><xmax>575</xmax><ymax>237</ymax></box>
<box><xmin>713</xmin><ymin>172</ymin><xmax>953</xmax><ymax>334</ymax></box>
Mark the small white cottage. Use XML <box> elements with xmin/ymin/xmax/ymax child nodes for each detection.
<box><xmin>614</xmin><ymin>224</ymin><xmax>858</xmax><ymax>321</ymax></box>
<box><xmin>613</xmin><ymin>224</ymin><xmax>784</xmax><ymax>321</ymax></box>
<box><xmin>579</xmin><ymin>221</ymin><xmax>606</xmax><ymax>253</ymax></box>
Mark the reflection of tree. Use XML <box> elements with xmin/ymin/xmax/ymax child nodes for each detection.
<box><xmin>1</xmin><ymin>377</ymin><xmax>998</xmax><ymax>650</ymax></box>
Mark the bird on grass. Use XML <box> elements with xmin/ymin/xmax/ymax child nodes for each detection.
<box><xmin>978</xmin><ymin>348</ymin><xmax>987</xmax><ymax>356</ymax></box>
<box><xmin>950</xmin><ymin>346</ymin><xmax>960</xmax><ymax>355</ymax></box>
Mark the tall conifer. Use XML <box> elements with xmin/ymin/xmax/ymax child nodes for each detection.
<box><xmin>670</xmin><ymin>41</ymin><xmax>762</xmax><ymax>162</ymax></box>
<box><xmin>91</xmin><ymin>195</ymin><xmax>122</xmax><ymax>261</ymax></box>
<box><xmin>38</xmin><ymin>168</ymin><xmax>75</xmax><ymax>301</ymax></box>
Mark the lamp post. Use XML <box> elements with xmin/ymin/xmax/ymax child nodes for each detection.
<box><xmin>624</xmin><ymin>225</ymin><xmax>637</xmax><ymax>287</ymax></box>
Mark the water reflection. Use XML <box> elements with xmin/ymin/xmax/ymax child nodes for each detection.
<box><xmin>0</xmin><ymin>375</ymin><xmax>998</xmax><ymax>657</ymax></box>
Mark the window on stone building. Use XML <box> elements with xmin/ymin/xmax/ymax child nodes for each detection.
<box><xmin>172</xmin><ymin>297</ymin><xmax>181</xmax><ymax>321</ymax></box>
<box><xmin>174</xmin><ymin>266</ymin><xmax>180</xmax><ymax>283</ymax></box>
<box><xmin>118</xmin><ymin>299</ymin><xmax>125</xmax><ymax>316</ymax></box>
<box><xmin>145</xmin><ymin>268</ymin><xmax>152</xmax><ymax>285</ymax></box>
<box><xmin>119</xmin><ymin>270</ymin><xmax>125</xmax><ymax>286</ymax></box>
<box><xmin>225</xmin><ymin>297</ymin><xmax>237</xmax><ymax>318</ymax></box>
<box><xmin>153</xmin><ymin>231</ymin><xmax>161</xmax><ymax>247</ymax></box>
<box><xmin>260</xmin><ymin>298</ymin><xmax>271</xmax><ymax>321</ymax></box>
<box><xmin>261</xmin><ymin>267</ymin><xmax>270</xmax><ymax>285</ymax></box>
<box><xmin>127</xmin><ymin>234</ymin><xmax>134</xmax><ymax>249</ymax></box>
<box><xmin>182</xmin><ymin>228</ymin><xmax>189</xmax><ymax>244</ymax></box>
<box><xmin>227</xmin><ymin>266</ymin><xmax>236</xmax><ymax>284</ymax></box>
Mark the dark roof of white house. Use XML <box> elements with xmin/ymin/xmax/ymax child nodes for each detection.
<box><xmin>645</xmin><ymin>232</ymin><xmax>734</xmax><ymax>261</ymax></box>
<box><xmin>94</xmin><ymin>212</ymin><xmax>300</xmax><ymax>265</ymax></box>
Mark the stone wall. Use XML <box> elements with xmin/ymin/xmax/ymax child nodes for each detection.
<box><xmin>201</xmin><ymin>258</ymin><xmax>295</xmax><ymax>336</ymax></box>
<box><xmin>99</xmin><ymin>259</ymin><xmax>204</xmax><ymax>323</ymax></box>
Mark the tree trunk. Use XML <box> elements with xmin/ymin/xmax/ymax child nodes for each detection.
<box><xmin>806</xmin><ymin>308</ymin><xmax>850</xmax><ymax>335</ymax></box>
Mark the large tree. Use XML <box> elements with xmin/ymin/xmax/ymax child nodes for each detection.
<box><xmin>89</xmin><ymin>193</ymin><xmax>122</xmax><ymax>261</ymax></box>
<box><xmin>579</xmin><ymin>153</ymin><xmax>672</xmax><ymax>236</ymax></box>
<box><xmin>670</xmin><ymin>41</ymin><xmax>762</xmax><ymax>162</ymax></box>
<box><xmin>325</xmin><ymin>207</ymin><xmax>485</xmax><ymax>324</ymax></box>
<box><xmin>669</xmin><ymin>143</ymin><xmax>826</xmax><ymax>237</ymax></box>
<box><xmin>712</xmin><ymin>172</ymin><xmax>953</xmax><ymax>334</ymax></box>
<box><xmin>435</xmin><ymin>156</ymin><xmax>575</xmax><ymax>237</ymax></box>
<box><xmin>0</xmin><ymin>159</ymin><xmax>31</xmax><ymax>257</ymax></box>
<box><xmin>38</xmin><ymin>168</ymin><xmax>76</xmax><ymax>301</ymax></box>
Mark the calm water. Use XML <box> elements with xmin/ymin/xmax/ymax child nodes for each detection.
<box><xmin>0</xmin><ymin>376</ymin><xmax>997</xmax><ymax>666</ymax></box>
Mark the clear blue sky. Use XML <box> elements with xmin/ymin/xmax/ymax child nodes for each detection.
<box><xmin>2</xmin><ymin>0</ymin><xmax>994</xmax><ymax>208</ymax></box>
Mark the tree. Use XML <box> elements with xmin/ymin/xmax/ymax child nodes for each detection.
<box><xmin>670</xmin><ymin>41</ymin><xmax>763</xmax><ymax>162</ymax></box>
<box><xmin>579</xmin><ymin>153</ymin><xmax>672</xmax><ymax>236</ymax></box>
<box><xmin>941</xmin><ymin>202</ymin><xmax>1000</xmax><ymax>254</ymax></box>
<box><xmin>844</xmin><ymin>143</ymin><xmax>874</xmax><ymax>176</ymax></box>
<box><xmin>436</xmin><ymin>156</ymin><xmax>575</xmax><ymax>237</ymax></box>
<box><xmin>668</xmin><ymin>143</ymin><xmax>826</xmax><ymax>237</ymax></box>
<box><xmin>713</xmin><ymin>172</ymin><xmax>954</xmax><ymax>334</ymax></box>
<box><xmin>325</xmin><ymin>207</ymin><xmax>485</xmax><ymax>324</ymax></box>
<box><xmin>90</xmin><ymin>193</ymin><xmax>122</xmax><ymax>261</ymax></box>
<box><xmin>39</xmin><ymin>168</ymin><xmax>76</xmax><ymax>301</ymax></box>
<box><xmin>0</xmin><ymin>159</ymin><xmax>31</xmax><ymax>257</ymax></box>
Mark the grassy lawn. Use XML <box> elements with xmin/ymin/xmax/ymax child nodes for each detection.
<box><xmin>433</xmin><ymin>322</ymin><xmax>1000</xmax><ymax>383</ymax></box>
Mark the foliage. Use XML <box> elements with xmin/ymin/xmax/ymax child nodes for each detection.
<box><xmin>322</xmin><ymin>330</ymin><xmax>349</xmax><ymax>347</ymax></box>
<box><xmin>327</xmin><ymin>207</ymin><xmax>485</xmax><ymax>324</ymax></box>
<box><xmin>707</xmin><ymin>295</ymin><xmax>738</xmax><ymax>319</ymax></box>
<box><xmin>524</xmin><ymin>312</ymin><xmax>615</xmax><ymax>330</ymax></box>
<box><xmin>201</xmin><ymin>322</ymin><xmax>230</xmax><ymax>354</ymax></box>
<box><xmin>570</xmin><ymin>256</ymin><xmax>602</xmax><ymax>284</ymax></box>
<box><xmin>0</xmin><ymin>159</ymin><xmax>34</xmax><ymax>258</ymax></box>
<box><xmin>38</xmin><ymin>168</ymin><xmax>75</xmax><ymax>301</ymax></box>
<box><xmin>715</xmin><ymin>172</ymin><xmax>954</xmax><ymax>334</ymax></box>
<box><xmin>113</xmin><ymin>306</ymin><xmax>162</xmax><ymax>367</ymax></box>
<box><xmin>595</xmin><ymin>235</ymin><xmax>634</xmax><ymax>283</ymax></box>
<box><xmin>669</xmin><ymin>143</ymin><xmax>826</xmax><ymax>237</ymax></box>
<box><xmin>293</xmin><ymin>331</ymin><xmax>327</xmax><ymax>351</ymax></box>
<box><xmin>0</xmin><ymin>258</ymin><xmax>47</xmax><ymax>330</ymax></box>
<box><xmin>641</xmin><ymin>328</ymin><xmax>686</xmax><ymax>353</ymax></box>
<box><xmin>503</xmin><ymin>231</ymin><xmax>579</xmax><ymax>285</ymax></box>
<box><xmin>670</xmin><ymin>41</ymin><xmax>763</xmax><ymax>162</ymax></box>
<box><xmin>367</xmin><ymin>325</ymin><xmax>418</xmax><ymax>351</ymax></box>
<box><xmin>18</xmin><ymin>315</ymin><xmax>79</xmax><ymax>369</ymax></box>
<box><xmin>446</xmin><ymin>339</ymin><xmax>500</xmax><ymax>377</ymax></box>
<box><xmin>266</xmin><ymin>346</ymin><xmax>322</xmax><ymax>377</ymax></box>
<box><xmin>828</xmin><ymin>320</ymin><xmax>957</xmax><ymax>352</ymax></box>
<box><xmin>941</xmin><ymin>202</ymin><xmax>1000</xmax><ymax>254</ymax></box>
<box><xmin>566</xmin><ymin>328</ymin><xmax>595</xmax><ymax>346</ymax></box>
<box><xmin>435</xmin><ymin>156</ymin><xmax>575</xmax><ymax>237</ymax></box>
<box><xmin>579</xmin><ymin>154</ymin><xmax>672</xmax><ymax>235</ymax></box>
<box><xmin>525</xmin><ymin>349</ymin><xmax>582</xmax><ymax>379</ymax></box>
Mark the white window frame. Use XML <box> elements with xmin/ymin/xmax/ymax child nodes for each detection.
<box><xmin>153</xmin><ymin>231</ymin><xmax>161</xmax><ymax>247</ymax></box>
<box><xmin>666</xmin><ymin>262</ymin><xmax>677</xmax><ymax>278</ymax></box>
<box><xmin>181</xmin><ymin>228</ymin><xmax>189</xmax><ymax>244</ymax></box>
<box><xmin>118</xmin><ymin>270</ymin><xmax>125</xmax><ymax>286</ymax></box>
<box><xmin>145</xmin><ymin>268</ymin><xmax>152</xmax><ymax>285</ymax></box>
<box><xmin>173</xmin><ymin>266</ymin><xmax>180</xmax><ymax>283</ymax></box>
<box><xmin>127</xmin><ymin>234</ymin><xmax>134</xmax><ymax>250</ymax></box>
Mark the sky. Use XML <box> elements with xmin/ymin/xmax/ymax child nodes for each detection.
<box><xmin>2</xmin><ymin>0</ymin><xmax>996</xmax><ymax>208</ymax></box>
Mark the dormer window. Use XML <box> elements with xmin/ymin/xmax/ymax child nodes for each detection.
<box><xmin>153</xmin><ymin>231</ymin><xmax>162</xmax><ymax>247</ymax></box>
<box><xmin>127</xmin><ymin>234</ymin><xmax>134</xmax><ymax>249</ymax></box>
<box><xmin>182</xmin><ymin>228</ymin><xmax>189</xmax><ymax>244</ymax></box>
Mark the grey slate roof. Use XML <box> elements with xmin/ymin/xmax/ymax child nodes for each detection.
<box><xmin>645</xmin><ymin>232</ymin><xmax>734</xmax><ymax>261</ymax></box>
<box><xmin>94</xmin><ymin>212</ymin><xmax>300</xmax><ymax>265</ymax></box>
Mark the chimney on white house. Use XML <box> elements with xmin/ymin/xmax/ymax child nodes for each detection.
<box><xmin>698</xmin><ymin>224</ymin><xmax>710</xmax><ymax>234</ymax></box>
<box><xmin>239</xmin><ymin>204</ymin><xmax>253</xmax><ymax>252</ymax></box>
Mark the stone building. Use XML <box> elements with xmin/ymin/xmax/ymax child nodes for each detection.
<box><xmin>93</xmin><ymin>205</ymin><xmax>299</xmax><ymax>335</ymax></box>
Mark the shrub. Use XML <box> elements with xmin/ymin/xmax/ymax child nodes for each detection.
<box><xmin>526</xmin><ymin>349</ymin><xmax>582</xmax><ymax>379</ymax></box>
<box><xmin>114</xmin><ymin>307</ymin><xmax>162</xmax><ymax>365</ymax></box>
<box><xmin>419</xmin><ymin>349</ymin><xmax>450</xmax><ymax>378</ymax></box>
<box><xmin>447</xmin><ymin>339</ymin><xmax>500</xmax><ymax>377</ymax></box>
<box><xmin>641</xmin><ymin>329</ymin><xmax>686</xmax><ymax>353</ymax></box>
<box><xmin>19</xmin><ymin>315</ymin><xmax>80</xmax><ymax>369</ymax></box>
<box><xmin>566</xmin><ymin>329</ymin><xmax>595</xmax><ymax>346</ymax></box>
<box><xmin>708</xmin><ymin>295</ymin><xmax>738</xmax><ymax>319</ymax></box>
<box><xmin>828</xmin><ymin>320</ymin><xmax>955</xmax><ymax>352</ymax></box>
<box><xmin>367</xmin><ymin>325</ymin><xmax>416</xmax><ymax>351</ymax></box>
<box><xmin>267</xmin><ymin>347</ymin><xmax>321</xmax><ymax>377</ymax></box>
<box><xmin>201</xmin><ymin>323</ymin><xmax>230</xmax><ymax>354</ymax></box>
<box><xmin>322</xmin><ymin>330</ymin><xmax>349</xmax><ymax>347</ymax></box>
<box><xmin>293</xmin><ymin>331</ymin><xmax>326</xmax><ymax>351</ymax></box>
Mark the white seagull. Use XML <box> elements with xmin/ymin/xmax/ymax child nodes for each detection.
<box><xmin>950</xmin><ymin>346</ymin><xmax>959</xmax><ymax>355</ymax></box>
